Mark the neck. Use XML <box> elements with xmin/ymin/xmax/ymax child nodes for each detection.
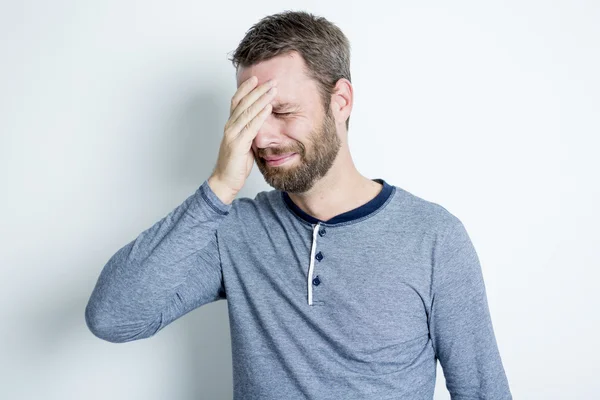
<box><xmin>286</xmin><ymin>148</ymin><xmax>383</xmax><ymax>222</ymax></box>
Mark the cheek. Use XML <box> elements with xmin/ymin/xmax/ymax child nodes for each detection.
<box><xmin>284</xmin><ymin>119</ymin><xmax>312</xmax><ymax>138</ymax></box>
<box><xmin>288</xmin><ymin>129</ymin><xmax>311</xmax><ymax>151</ymax></box>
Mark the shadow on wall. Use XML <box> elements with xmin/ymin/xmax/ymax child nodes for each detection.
<box><xmin>13</xmin><ymin>268</ymin><xmax>233</xmax><ymax>398</ymax></box>
<box><xmin>150</xmin><ymin>87</ymin><xmax>228</xmax><ymax>189</ymax></box>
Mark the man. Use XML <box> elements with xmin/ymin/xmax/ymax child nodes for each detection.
<box><xmin>85</xmin><ymin>10</ymin><xmax>512</xmax><ymax>400</ymax></box>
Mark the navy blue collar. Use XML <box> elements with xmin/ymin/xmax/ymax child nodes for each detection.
<box><xmin>281</xmin><ymin>178</ymin><xmax>394</xmax><ymax>225</ymax></box>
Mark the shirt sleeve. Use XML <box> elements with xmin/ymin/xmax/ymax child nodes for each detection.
<box><xmin>429</xmin><ymin>218</ymin><xmax>512</xmax><ymax>399</ymax></box>
<box><xmin>84</xmin><ymin>179</ymin><xmax>233</xmax><ymax>343</ymax></box>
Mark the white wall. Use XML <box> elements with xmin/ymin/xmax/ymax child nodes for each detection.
<box><xmin>1</xmin><ymin>1</ymin><xmax>598</xmax><ymax>398</ymax></box>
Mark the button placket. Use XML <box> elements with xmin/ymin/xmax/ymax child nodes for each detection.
<box><xmin>307</xmin><ymin>223</ymin><xmax>320</xmax><ymax>305</ymax></box>
<box><xmin>313</xmin><ymin>237</ymin><xmax>324</xmax><ymax>287</ymax></box>
<box><xmin>308</xmin><ymin>223</ymin><xmax>327</xmax><ymax>305</ymax></box>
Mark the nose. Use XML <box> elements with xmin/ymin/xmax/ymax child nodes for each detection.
<box><xmin>253</xmin><ymin>114</ymin><xmax>281</xmax><ymax>150</ymax></box>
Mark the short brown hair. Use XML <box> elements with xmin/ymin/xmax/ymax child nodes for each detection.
<box><xmin>228</xmin><ymin>10</ymin><xmax>352</xmax><ymax>130</ymax></box>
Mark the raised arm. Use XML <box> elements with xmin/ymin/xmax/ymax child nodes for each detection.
<box><xmin>85</xmin><ymin>74</ymin><xmax>279</xmax><ymax>343</ymax></box>
<box><xmin>84</xmin><ymin>179</ymin><xmax>232</xmax><ymax>343</ymax></box>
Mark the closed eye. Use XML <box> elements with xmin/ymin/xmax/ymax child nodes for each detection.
<box><xmin>273</xmin><ymin>112</ymin><xmax>291</xmax><ymax>117</ymax></box>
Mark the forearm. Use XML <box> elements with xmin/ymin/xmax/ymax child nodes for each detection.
<box><xmin>85</xmin><ymin>179</ymin><xmax>232</xmax><ymax>342</ymax></box>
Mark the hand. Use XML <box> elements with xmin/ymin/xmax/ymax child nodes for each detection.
<box><xmin>208</xmin><ymin>76</ymin><xmax>278</xmax><ymax>204</ymax></box>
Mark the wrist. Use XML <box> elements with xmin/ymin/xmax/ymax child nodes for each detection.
<box><xmin>207</xmin><ymin>175</ymin><xmax>237</xmax><ymax>205</ymax></box>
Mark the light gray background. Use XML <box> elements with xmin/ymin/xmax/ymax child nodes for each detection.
<box><xmin>1</xmin><ymin>1</ymin><xmax>598</xmax><ymax>399</ymax></box>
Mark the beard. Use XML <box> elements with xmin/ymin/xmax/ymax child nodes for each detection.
<box><xmin>255</xmin><ymin>107</ymin><xmax>342</xmax><ymax>193</ymax></box>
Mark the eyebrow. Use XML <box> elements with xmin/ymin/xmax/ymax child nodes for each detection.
<box><xmin>271</xmin><ymin>101</ymin><xmax>299</xmax><ymax>110</ymax></box>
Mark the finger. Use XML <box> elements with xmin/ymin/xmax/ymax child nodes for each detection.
<box><xmin>234</xmin><ymin>102</ymin><xmax>273</xmax><ymax>145</ymax></box>
<box><xmin>230</xmin><ymin>76</ymin><xmax>258</xmax><ymax>115</ymax></box>
<box><xmin>229</xmin><ymin>79</ymin><xmax>277</xmax><ymax>127</ymax></box>
<box><xmin>228</xmin><ymin>86</ymin><xmax>277</xmax><ymax>139</ymax></box>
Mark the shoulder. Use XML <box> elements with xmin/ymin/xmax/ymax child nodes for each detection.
<box><xmin>216</xmin><ymin>187</ymin><xmax>283</xmax><ymax>230</ymax></box>
<box><xmin>389</xmin><ymin>185</ymin><xmax>477</xmax><ymax>277</ymax></box>
<box><xmin>229</xmin><ymin>187</ymin><xmax>280</xmax><ymax>214</ymax></box>
<box><xmin>388</xmin><ymin>184</ymin><xmax>463</xmax><ymax>238</ymax></box>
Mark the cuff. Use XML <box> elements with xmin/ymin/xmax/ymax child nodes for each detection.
<box><xmin>197</xmin><ymin>179</ymin><xmax>233</xmax><ymax>215</ymax></box>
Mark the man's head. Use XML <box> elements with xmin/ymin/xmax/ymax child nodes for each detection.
<box><xmin>229</xmin><ymin>11</ymin><xmax>353</xmax><ymax>193</ymax></box>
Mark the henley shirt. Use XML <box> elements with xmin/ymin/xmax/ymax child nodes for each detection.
<box><xmin>85</xmin><ymin>177</ymin><xmax>512</xmax><ymax>399</ymax></box>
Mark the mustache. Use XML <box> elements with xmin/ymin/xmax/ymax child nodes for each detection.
<box><xmin>260</xmin><ymin>151</ymin><xmax>296</xmax><ymax>158</ymax></box>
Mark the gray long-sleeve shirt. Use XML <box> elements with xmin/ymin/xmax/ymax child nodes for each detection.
<box><xmin>85</xmin><ymin>177</ymin><xmax>512</xmax><ymax>399</ymax></box>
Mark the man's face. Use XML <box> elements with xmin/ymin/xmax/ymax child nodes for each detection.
<box><xmin>236</xmin><ymin>52</ymin><xmax>342</xmax><ymax>193</ymax></box>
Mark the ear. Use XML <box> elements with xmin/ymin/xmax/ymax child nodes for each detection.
<box><xmin>330</xmin><ymin>78</ymin><xmax>353</xmax><ymax>128</ymax></box>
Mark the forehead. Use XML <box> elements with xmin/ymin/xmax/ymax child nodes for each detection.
<box><xmin>235</xmin><ymin>52</ymin><xmax>320</xmax><ymax>108</ymax></box>
<box><xmin>236</xmin><ymin>52</ymin><xmax>305</xmax><ymax>87</ymax></box>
